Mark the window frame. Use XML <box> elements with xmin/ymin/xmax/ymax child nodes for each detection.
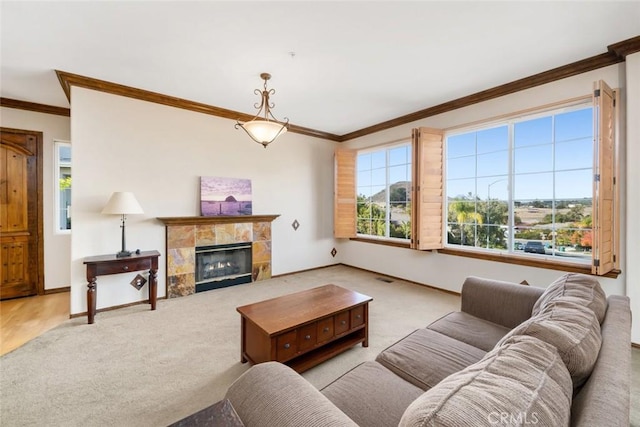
<box><xmin>443</xmin><ymin>100</ymin><xmax>595</xmax><ymax>266</ymax></box>
<box><xmin>54</xmin><ymin>140</ymin><xmax>71</xmax><ymax>234</ymax></box>
<box><xmin>355</xmin><ymin>141</ymin><xmax>412</xmax><ymax>243</ymax></box>
<box><xmin>335</xmin><ymin>87</ymin><xmax>619</xmax><ymax>277</ymax></box>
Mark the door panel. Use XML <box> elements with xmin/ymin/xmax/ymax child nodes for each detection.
<box><xmin>1</xmin><ymin>129</ymin><xmax>41</xmax><ymax>299</ymax></box>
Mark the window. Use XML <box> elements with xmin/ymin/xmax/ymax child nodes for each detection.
<box><xmin>335</xmin><ymin>81</ymin><xmax>616</xmax><ymax>276</ymax></box>
<box><xmin>356</xmin><ymin>144</ymin><xmax>411</xmax><ymax>240</ymax></box>
<box><xmin>445</xmin><ymin>103</ymin><xmax>596</xmax><ymax>264</ymax></box>
<box><xmin>55</xmin><ymin>141</ymin><xmax>71</xmax><ymax>232</ymax></box>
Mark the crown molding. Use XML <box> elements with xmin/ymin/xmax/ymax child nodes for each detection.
<box><xmin>0</xmin><ymin>97</ymin><xmax>70</xmax><ymax>117</ymax></box>
<box><xmin>340</xmin><ymin>35</ymin><xmax>639</xmax><ymax>141</ymax></box>
<box><xmin>53</xmin><ymin>35</ymin><xmax>638</xmax><ymax>143</ymax></box>
<box><xmin>608</xmin><ymin>35</ymin><xmax>640</xmax><ymax>58</ymax></box>
<box><xmin>340</xmin><ymin>52</ymin><xmax>623</xmax><ymax>141</ymax></box>
<box><xmin>55</xmin><ymin>70</ymin><xmax>342</xmax><ymax>142</ymax></box>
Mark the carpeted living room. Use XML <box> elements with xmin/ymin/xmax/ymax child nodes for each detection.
<box><xmin>1</xmin><ymin>266</ymin><xmax>639</xmax><ymax>425</ymax></box>
<box><xmin>1</xmin><ymin>1</ymin><xmax>640</xmax><ymax>426</ymax></box>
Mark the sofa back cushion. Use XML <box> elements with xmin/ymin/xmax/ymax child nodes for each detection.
<box><xmin>499</xmin><ymin>299</ymin><xmax>601</xmax><ymax>389</ymax></box>
<box><xmin>399</xmin><ymin>335</ymin><xmax>572</xmax><ymax>427</ymax></box>
<box><xmin>532</xmin><ymin>273</ymin><xmax>607</xmax><ymax>323</ymax></box>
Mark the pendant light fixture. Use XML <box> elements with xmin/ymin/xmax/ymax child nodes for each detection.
<box><xmin>235</xmin><ymin>73</ymin><xmax>289</xmax><ymax>148</ymax></box>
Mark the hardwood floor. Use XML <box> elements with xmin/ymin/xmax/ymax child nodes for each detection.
<box><xmin>0</xmin><ymin>292</ymin><xmax>70</xmax><ymax>356</ymax></box>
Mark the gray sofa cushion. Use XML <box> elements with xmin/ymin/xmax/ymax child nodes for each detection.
<box><xmin>322</xmin><ymin>361</ymin><xmax>424</xmax><ymax>427</ymax></box>
<box><xmin>376</xmin><ymin>328</ymin><xmax>486</xmax><ymax>390</ymax></box>
<box><xmin>499</xmin><ymin>299</ymin><xmax>602</xmax><ymax>389</ymax></box>
<box><xmin>225</xmin><ymin>362</ymin><xmax>358</xmax><ymax>427</ymax></box>
<box><xmin>399</xmin><ymin>335</ymin><xmax>573</xmax><ymax>427</ymax></box>
<box><xmin>427</xmin><ymin>311</ymin><xmax>511</xmax><ymax>351</ymax></box>
<box><xmin>532</xmin><ymin>273</ymin><xmax>607</xmax><ymax>323</ymax></box>
<box><xmin>571</xmin><ymin>295</ymin><xmax>631</xmax><ymax>426</ymax></box>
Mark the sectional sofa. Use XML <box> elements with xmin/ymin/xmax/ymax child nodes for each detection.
<box><xmin>224</xmin><ymin>273</ymin><xmax>631</xmax><ymax>426</ymax></box>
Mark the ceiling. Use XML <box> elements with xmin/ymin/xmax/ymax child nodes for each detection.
<box><xmin>1</xmin><ymin>1</ymin><xmax>639</xmax><ymax>136</ymax></box>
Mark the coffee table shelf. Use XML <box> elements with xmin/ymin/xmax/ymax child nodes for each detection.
<box><xmin>236</xmin><ymin>285</ymin><xmax>373</xmax><ymax>373</ymax></box>
<box><xmin>287</xmin><ymin>329</ymin><xmax>366</xmax><ymax>373</ymax></box>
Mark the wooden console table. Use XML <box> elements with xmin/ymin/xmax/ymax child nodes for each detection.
<box><xmin>236</xmin><ymin>284</ymin><xmax>373</xmax><ymax>373</ymax></box>
<box><xmin>83</xmin><ymin>250</ymin><xmax>160</xmax><ymax>324</ymax></box>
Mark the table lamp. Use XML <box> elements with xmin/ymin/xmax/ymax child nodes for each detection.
<box><xmin>101</xmin><ymin>192</ymin><xmax>144</xmax><ymax>257</ymax></box>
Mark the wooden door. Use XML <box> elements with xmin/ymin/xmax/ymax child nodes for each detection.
<box><xmin>1</xmin><ymin>128</ymin><xmax>43</xmax><ymax>299</ymax></box>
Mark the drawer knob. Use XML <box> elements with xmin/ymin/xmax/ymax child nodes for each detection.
<box><xmin>356</xmin><ymin>314</ymin><xmax>361</xmax><ymax>319</ymax></box>
<box><xmin>341</xmin><ymin>320</ymin><xmax>347</xmax><ymax>325</ymax></box>
<box><xmin>305</xmin><ymin>334</ymin><xmax>311</xmax><ymax>340</ymax></box>
<box><xmin>323</xmin><ymin>327</ymin><xmax>330</xmax><ymax>332</ymax></box>
<box><xmin>283</xmin><ymin>343</ymin><xmax>290</xmax><ymax>349</ymax></box>
<box><xmin>123</xmin><ymin>266</ymin><xmax>129</xmax><ymax>271</ymax></box>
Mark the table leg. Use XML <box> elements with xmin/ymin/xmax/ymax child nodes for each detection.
<box><xmin>363</xmin><ymin>303</ymin><xmax>369</xmax><ymax>347</ymax></box>
<box><xmin>149</xmin><ymin>268</ymin><xmax>158</xmax><ymax>310</ymax></box>
<box><xmin>240</xmin><ymin>316</ymin><xmax>247</xmax><ymax>363</ymax></box>
<box><xmin>87</xmin><ymin>278</ymin><xmax>97</xmax><ymax>324</ymax></box>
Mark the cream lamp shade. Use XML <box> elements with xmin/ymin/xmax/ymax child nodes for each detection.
<box><xmin>101</xmin><ymin>192</ymin><xmax>144</xmax><ymax>215</ymax></box>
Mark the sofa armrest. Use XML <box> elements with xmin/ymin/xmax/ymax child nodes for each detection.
<box><xmin>571</xmin><ymin>295</ymin><xmax>631</xmax><ymax>427</ymax></box>
<box><xmin>225</xmin><ymin>362</ymin><xmax>358</xmax><ymax>427</ymax></box>
<box><xmin>460</xmin><ymin>276</ymin><xmax>544</xmax><ymax>328</ymax></box>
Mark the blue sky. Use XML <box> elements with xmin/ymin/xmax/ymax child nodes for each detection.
<box><xmin>356</xmin><ymin>106</ymin><xmax>593</xmax><ymax>202</ymax></box>
<box><xmin>357</xmin><ymin>145</ymin><xmax>411</xmax><ymax>198</ymax></box>
<box><xmin>446</xmin><ymin>106</ymin><xmax>593</xmax><ymax>201</ymax></box>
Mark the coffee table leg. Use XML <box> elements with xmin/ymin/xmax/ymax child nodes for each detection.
<box><xmin>363</xmin><ymin>303</ymin><xmax>369</xmax><ymax>347</ymax></box>
<box><xmin>240</xmin><ymin>317</ymin><xmax>247</xmax><ymax>363</ymax></box>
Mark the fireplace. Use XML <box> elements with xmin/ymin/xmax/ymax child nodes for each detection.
<box><xmin>158</xmin><ymin>215</ymin><xmax>278</xmax><ymax>298</ymax></box>
<box><xmin>195</xmin><ymin>243</ymin><xmax>252</xmax><ymax>292</ymax></box>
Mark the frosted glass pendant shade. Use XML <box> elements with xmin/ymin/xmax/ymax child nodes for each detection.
<box><xmin>241</xmin><ymin>120</ymin><xmax>288</xmax><ymax>144</ymax></box>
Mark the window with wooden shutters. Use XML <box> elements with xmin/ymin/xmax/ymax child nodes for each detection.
<box><xmin>442</xmin><ymin>85</ymin><xmax>618</xmax><ymax>275</ymax></box>
<box><xmin>592</xmin><ymin>80</ymin><xmax>617</xmax><ymax>275</ymax></box>
<box><xmin>411</xmin><ymin>127</ymin><xmax>444</xmax><ymax>250</ymax></box>
<box><xmin>334</xmin><ymin>148</ymin><xmax>357</xmax><ymax>238</ymax></box>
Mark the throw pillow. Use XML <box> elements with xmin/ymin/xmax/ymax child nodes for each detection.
<box><xmin>532</xmin><ymin>273</ymin><xmax>607</xmax><ymax>323</ymax></box>
<box><xmin>500</xmin><ymin>299</ymin><xmax>601</xmax><ymax>389</ymax></box>
<box><xmin>399</xmin><ymin>335</ymin><xmax>572</xmax><ymax>427</ymax></box>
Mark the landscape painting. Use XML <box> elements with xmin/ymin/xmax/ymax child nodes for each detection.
<box><xmin>200</xmin><ymin>177</ymin><xmax>252</xmax><ymax>216</ymax></box>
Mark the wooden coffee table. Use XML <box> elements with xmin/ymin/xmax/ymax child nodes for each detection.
<box><xmin>236</xmin><ymin>284</ymin><xmax>373</xmax><ymax>373</ymax></box>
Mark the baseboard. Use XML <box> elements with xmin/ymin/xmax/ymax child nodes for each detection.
<box><xmin>632</xmin><ymin>342</ymin><xmax>640</xmax><ymax>349</ymax></box>
<box><xmin>69</xmin><ymin>297</ymin><xmax>167</xmax><ymax>319</ymax></box>
<box><xmin>44</xmin><ymin>287</ymin><xmax>70</xmax><ymax>295</ymax></box>
<box><xmin>337</xmin><ymin>263</ymin><xmax>462</xmax><ymax>297</ymax></box>
<box><xmin>271</xmin><ymin>263</ymin><xmax>341</xmax><ymax>279</ymax></box>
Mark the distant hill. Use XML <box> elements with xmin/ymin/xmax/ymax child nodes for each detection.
<box><xmin>371</xmin><ymin>181</ymin><xmax>411</xmax><ymax>204</ymax></box>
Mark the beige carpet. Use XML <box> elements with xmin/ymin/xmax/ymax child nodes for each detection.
<box><xmin>0</xmin><ymin>265</ymin><xmax>460</xmax><ymax>426</ymax></box>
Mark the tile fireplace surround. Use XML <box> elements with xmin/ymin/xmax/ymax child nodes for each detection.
<box><xmin>157</xmin><ymin>215</ymin><xmax>279</xmax><ymax>298</ymax></box>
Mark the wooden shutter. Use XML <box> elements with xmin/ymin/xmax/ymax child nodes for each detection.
<box><xmin>592</xmin><ymin>80</ymin><xmax>617</xmax><ymax>275</ymax></box>
<box><xmin>411</xmin><ymin>127</ymin><xmax>444</xmax><ymax>250</ymax></box>
<box><xmin>334</xmin><ymin>148</ymin><xmax>357</xmax><ymax>238</ymax></box>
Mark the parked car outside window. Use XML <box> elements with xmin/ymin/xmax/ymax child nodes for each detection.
<box><xmin>524</xmin><ymin>241</ymin><xmax>546</xmax><ymax>254</ymax></box>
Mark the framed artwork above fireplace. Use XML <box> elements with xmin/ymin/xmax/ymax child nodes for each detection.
<box><xmin>200</xmin><ymin>176</ymin><xmax>252</xmax><ymax>216</ymax></box>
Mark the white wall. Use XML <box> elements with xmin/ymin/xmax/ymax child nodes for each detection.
<box><xmin>70</xmin><ymin>88</ymin><xmax>337</xmax><ymax>315</ymax></box>
<box><xmin>338</xmin><ymin>64</ymin><xmax>628</xmax><ymax>299</ymax></box>
<box><xmin>0</xmin><ymin>107</ymin><xmax>71</xmax><ymax>290</ymax></box>
<box><xmin>625</xmin><ymin>52</ymin><xmax>640</xmax><ymax>343</ymax></box>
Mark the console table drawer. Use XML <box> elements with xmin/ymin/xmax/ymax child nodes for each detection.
<box><xmin>276</xmin><ymin>330</ymin><xmax>298</xmax><ymax>361</ymax></box>
<box><xmin>298</xmin><ymin>323</ymin><xmax>317</xmax><ymax>351</ymax></box>
<box><xmin>351</xmin><ymin>305</ymin><xmax>365</xmax><ymax>328</ymax></box>
<box><xmin>92</xmin><ymin>258</ymin><xmax>152</xmax><ymax>276</ymax></box>
<box><xmin>316</xmin><ymin>317</ymin><xmax>334</xmax><ymax>343</ymax></box>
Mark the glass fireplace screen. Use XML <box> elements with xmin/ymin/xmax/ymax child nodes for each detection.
<box><xmin>195</xmin><ymin>243</ymin><xmax>252</xmax><ymax>289</ymax></box>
